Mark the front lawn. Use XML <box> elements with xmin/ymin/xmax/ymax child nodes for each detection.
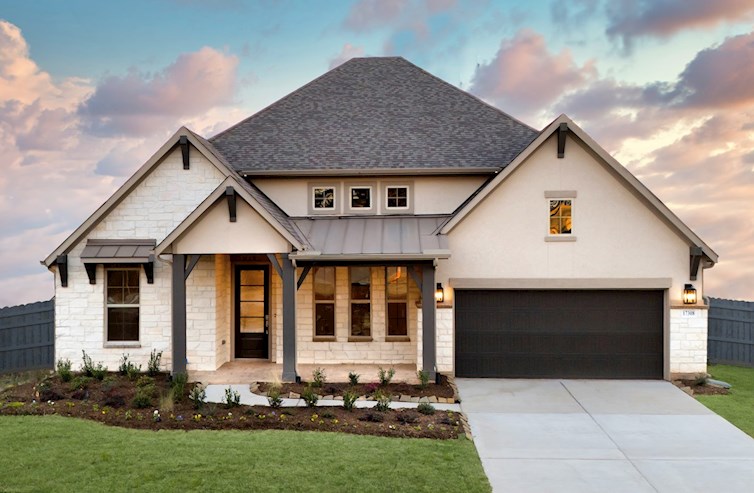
<box><xmin>0</xmin><ymin>415</ymin><xmax>490</xmax><ymax>492</ymax></box>
<box><xmin>697</xmin><ymin>364</ymin><xmax>754</xmax><ymax>437</ymax></box>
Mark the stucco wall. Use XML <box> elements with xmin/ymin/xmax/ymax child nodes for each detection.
<box><xmin>54</xmin><ymin>146</ymin><xmax>227</xmax><ymax>372</ymax></box>
<box><xmin>252</xmin><ymin>175</ymin><xmax>486</xmax><ymax>216</ymax></box>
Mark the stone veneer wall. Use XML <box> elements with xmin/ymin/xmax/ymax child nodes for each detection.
<box><xmin>669</xmin><ymin>307</ymin><xmax>708</xmax><ymax>376</ymax></box>
<box><xmin>53</xmin><ymin>146</ymin><xmax>227</xmax><ymax>372</ymax></box>
<box><xmin>416</xmin><ymin>306</ymin><xmax>453</xmax><ymax>373</ymax></box>
<box><xmin>293</xmin><ymin>266</ymin><xmax>418</xmax><ymax>365</ymax></box>
<box><xmin>185</xmin><ymin>255</ymin><xmax>217</xmax><ymax>370</ymax></box>
<box><xmin>214</xmin><ymin>255</ymin><xmax>232</xmax><ymax>368</ymax></box>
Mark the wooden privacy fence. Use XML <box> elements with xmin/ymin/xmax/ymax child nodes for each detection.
<box><xmin>708</xmin><ymin>297</ymin><xmax>754</xmax><ymax>367</ymax></box>
<box><xmin>0</xmin><ymin>299</ymin><xmax>54</xmax><ymax>374</ymax></box>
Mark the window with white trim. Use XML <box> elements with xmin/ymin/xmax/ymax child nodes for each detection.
<box><xmin>385</xmin><ymin>186</ymin><xmax>409</xmax><ymax>210</ymax></box>
<box><xmin>549</xmin><ymin>199</ymin><xmax>572</xmax><ymax>235</ymax></box>
<box><xmin>313</xmin><ymin>186</ymin><xmax>336</xmax><ymax>210</ymax></box>
<box><xmin>106</xmin><ymin>268</ymin><xmax>140</xmax><ymax>341</ymax></box>
<box><xmin>350</xmin><ymin>186</ymin><xmax>372</xmax><ymax>209</ymax></box>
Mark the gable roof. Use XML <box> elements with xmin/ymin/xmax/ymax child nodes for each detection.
<box><xmin>210</xmin><ymin>57</ymin><xmax>538</xmax><ymax>174</ymax></box>
<box><xmin>154</xmin><ymin>176</ymin><xmax>307</xmax><ymax>255</ymax></box>
<box><xmin>441</xmin><ymin>114</ymin><xmax>719</xmax><ymax>263</ymax></box>
<box><xmin>42</xmin><ymin>127</ymin><xmax>303</xmax><ymax>267</ymax></box>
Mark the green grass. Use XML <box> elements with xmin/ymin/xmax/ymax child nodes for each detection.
<box><xmin>697</xmin><ymin>364</ymin><xmax>754</xmax><ymax>437</ymax></box>
<box><xmin>0</xmin><ymin>416</ymin><xmax>490</xmax><ymax>493</ymax></box>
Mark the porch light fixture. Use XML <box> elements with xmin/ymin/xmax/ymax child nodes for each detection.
<box><xmin>683</xmin><ymin>284</ymin><xmax>697</xmax><ymax>305</ymax></box>
<box><xmin>435</xmin><ymin>283</ymin><xmax>444</xmax><ymax>303</ymax></box>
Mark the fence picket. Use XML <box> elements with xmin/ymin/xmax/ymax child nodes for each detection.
<box><xmin>0</xmin><ymin>299</ymin><xmax>54</xmax><ymax>374</ymax></box>
<box><xmin>708</xmin><ymin>297</ymin><xmax>754</xmax><ymax>367</ymax></box>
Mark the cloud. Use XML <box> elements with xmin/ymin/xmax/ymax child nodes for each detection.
<box><xmin>343</xmin><ymin>0</ymin><xmax>410</xmax><ymax>31</ymax></box>
<box><xmin>78</xmin><ymin>47</ymin><xmax>239</xmax><ymax>136</ymax></box>
<box><xmin>329</xmin><ymin>44</ymin><xmax>365</xmax><ymax>69</ymax></box>
<box><xmin>470</xmin><ymin>29</ymin><xmax>597</xmax><ymax>121</ymax></box>
<box><xmin>605</xmin><ymin>0</ymin><xmax>754</xmax><ymax>51</ymax></box>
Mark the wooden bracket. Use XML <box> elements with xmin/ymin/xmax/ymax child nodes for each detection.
<box><xmin>297</xmin><ymin>265</ymin><xmax>312</xmax><ymax>290</ymax></box>
<box><xmin>557</xmin><ymin>123</ymin><xmax>568</xmax><ymax>158</ymax></box>
<box><xmin>84</xmin><ymin>263</ymin><xmax>97</xmax><ymax>284</ymax></box>
<box><xmin>56</xmin><ymin>254</ymin><xmax>68</xmax><ymax>287</ymax></box>
<box><xmin>144</xmin><ymin>255</ymin><xmax>155</xmax><ymax>284</ymax></box>
<box><xmin>179</xmin><ymin>136</ymin><xmax>190</xmax><ymax>170</ymax></box>
<box><xmin>689</xmin><ymin>246</ymin><xmax>703</xmax><ymax>281</ymax></box>
<box><xmin>225</xmin><ymin>187</ymin><xmax>237</xmax><ymax>222</ymax></box>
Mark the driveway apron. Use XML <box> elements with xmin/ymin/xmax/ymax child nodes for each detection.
<box><xmin>456</xmin><ymin>379</ymin><xmax>754</xmax><ymax>493</ymax></box>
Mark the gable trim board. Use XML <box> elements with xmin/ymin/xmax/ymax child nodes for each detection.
<box><xmin>441</xmin><ymin>114</ymin><xmax>719</xmax><ymax>264</ymax></box>
<box><xmin>154</xmin><ymin>176</ymin><xmax>305</xmax><ymax>255</ymax></box>
<box><xmin>42</xmin><ymin>127</ymin><xmax>236</xmax><ymax>268</ymax></box>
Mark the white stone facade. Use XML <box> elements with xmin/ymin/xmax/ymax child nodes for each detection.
<box><xmin>669</xmin><ymin>307</ymin><xmax>708</xmax><ymax>376</ymax></box>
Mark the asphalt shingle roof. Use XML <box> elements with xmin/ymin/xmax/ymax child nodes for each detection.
<box><xmin>210</xmin><ymin>57</ymin><xmax>539</xmax><ymax>173</ymax></box>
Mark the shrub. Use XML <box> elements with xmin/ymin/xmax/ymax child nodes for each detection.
<box><xmin>224</xmin><ymin>386</ymin><xmax>241</xmax><ymax>408</ymax></box>
<box><xmin>342</xmin><ymin>390</ymin><xmax>358</xmax><ymax>411</ymax></box>
<box><xmin>348</xmin><ymin>371</ymin><xmax>360</xmax><ymax>386</ymax></box>
<box><xmin>101</xmin><ymin>376</ymin><xmax>118</xmax><ymax>393</ymax></box>
<box><xmin>189</xmin><ymin>384</ymin><xmax>206</xmax><ymax>410</ymax></box>
<box><xmin>373</xmin><ymin>390</ymin><xmax>391</xmax><ymax>412</ymax></box>
<box><xmin>56</xmin><ymin>359</ymin><xmax>73</xmax><ymax>382</ymax></box>
<box><xmin>396</xmin><ymin>411</ymin><xmax>420</xmax><ymax>424</ymax></box>
<box><xmin>417</xmin><ymin>370</ymin><xmax>430</xmax><ymax>389</ymax></box>
<box><xmin>311</xmin><ymin>367</ymin><xmax>326</xmax><ymax>388</ymax></box>
<box><xmin>147</xmin><ymin>350</ymin><xmax>162</xmax><ymax>376</ymax></box>
<box><xmin>171</xmin><ymin>372</ymin><xmax>188</xmax><ymax>402</ymax></box>
<box><xmin>417</xmin><ymin>402</ymin><xmax>436</xmax><ymax>415</ymax></box>
<box><xmin>132</xmin><ymin>389</ymin><xmax>152</xmax><ymax>409</ymax></box>
<box><xmin>90</xmin><ymin>364</ymin><xmax>107</xmax><ymax>381</ymax></box>
<box><xmin>69</xmin><ymin>376</ymin><xmax>92</xmax><ymax>391</ymax></box>
<box><xmin>302</xmin><ymin>384</ymin><xmax>319</xmax><ymax>408</ymax></box>
<box><xmin>378</xmin><ymin>367</ymin><xmax>395</xmax><ymax>386</ymax></box>
<box><xmin>359</xmin><ymin>412</ymin><xmax>384</xmax><ymax>423</ymax></box>
<box><xmin>81</xmin><ymin>351</ymin><xmax>107</xmax><ymax>380</ymax></box>
<box><xmin>267</xmin><ymin>387</ymin><xmax>283</xmax><ymax>408</ymax></box>
<box><xmin>159</xmin><ymin>390</ymin><xmax>175</xmax><ymax>412</ymax></box>
<box><xmin>118</xmin><ymin>354</ymin><xmax>141</xmax><ymax>379</ymax></box>
<box><xmin>136</xmin><ymin>375</ymin><xmax>154</xmax><ymax>388</ymax></box>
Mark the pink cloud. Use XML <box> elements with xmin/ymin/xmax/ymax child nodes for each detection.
<box><xmin>470</xmin><ymin>29</ymin><xmax>597</xmax><ymax>121</ymax></box>
<box><xmin>606</xmin><ymin>0</ymin><xmax>754</xmax><ymax>51</ymax></box>
<box><xmin>329</xmin><ymin>44</ymin><xmax>366</xmax><ymax>69</ymax></box>
<box><xmin>79</xmin><ymin>47</ymin><xmax>239</xmax><ymax>136</ymax></box>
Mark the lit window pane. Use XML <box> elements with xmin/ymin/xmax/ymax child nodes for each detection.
<box><xmin>549</xmin><ymin>199</ymin><xmax>572</xmax><ymax>235</ymax></box>
<box><xmin>240</xmin><ymin>270</ymin><xmax>264</xmax><ymax>285</ymax></box>
<box><xmin>240</xmin><ymin>317</ymin><xmax>264</xmax><ymax>333</ymax></box>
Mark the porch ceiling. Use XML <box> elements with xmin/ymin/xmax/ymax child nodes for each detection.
<box><xmin>291</xmin><ymin>216</ymin><xmax>451</xmax><ymax>260</ymax></box>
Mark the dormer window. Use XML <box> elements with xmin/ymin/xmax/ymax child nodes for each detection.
<box><xmin>313</xmin><ymin>186</ymin><xmax>335</xmax><ymax>210</ymax></box>
<box><xmin>350</xmin><ymin>186</ymin><xmax>372</xmax><ymax>209</ymax></box>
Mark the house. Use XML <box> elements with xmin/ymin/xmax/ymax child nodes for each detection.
<box><xmin>43</xmin><ymin>57</ymin><xmax>717</xmax><ymax>381</ymax></box>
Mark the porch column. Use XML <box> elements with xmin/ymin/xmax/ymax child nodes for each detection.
<box><xmin>281</xmin><ymin>254</ymin><xmax>298</xmax><ymax>382</ymax></box>
<box><xmin>421</xmin><ymin>263</ymin><xmax>437</xmax><ymax>381</ymax></box>
<box><xmin>172</xmin><ymin>254</ymin><xmax>187</xmax><ymax>375</ymax></box>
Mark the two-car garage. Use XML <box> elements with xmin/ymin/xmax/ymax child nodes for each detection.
<box><xmin>454</xmin><ymin>289</ymin><xmax>664</xmax><ymax>379</ymax></box>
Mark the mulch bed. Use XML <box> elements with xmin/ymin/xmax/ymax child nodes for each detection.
<box><xmin>674</xmin><ymin>378</ymin><xmax>730</xmax><ymax>396</ymax></box>
<box><xmin>0</xmin><ymin>373</ymin><xmax>462</xmax><ymax>439</ymax></box>
<box><xmin>258</xmin><ymin>373</ymin><xmax>456</xmax><ymax>401</ymax></box>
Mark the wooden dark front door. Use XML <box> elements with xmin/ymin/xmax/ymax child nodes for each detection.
<box><xmin>455</xmin><ymin>289</ymin><xmax>664</xmax><ymax>379</ymax></box>
<box><xmin>235</xmin><ymin>266</ymin><xmax>269</xmax><ymax>359</ymax></box>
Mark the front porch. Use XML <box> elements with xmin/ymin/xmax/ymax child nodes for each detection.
<box><xmin>190</xmin><ymin>360</ymin><xmax>422</xmax><ymax>385</ymax></box>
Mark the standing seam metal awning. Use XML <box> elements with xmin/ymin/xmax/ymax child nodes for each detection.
<box><xmin>80</xmin><ymin>239</ymin><xmax>156</xmax><ymax>284</ymax></box>
<box><xmin>290</xmin><ymin>216</ymin><xmax>450</xmax><ymax>260</ymax></box>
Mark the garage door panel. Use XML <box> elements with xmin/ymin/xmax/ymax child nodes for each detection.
<box><xmin>455</xmin><ymin>289</ymin><xmax>663</xmax><ymax>379</ymax></box>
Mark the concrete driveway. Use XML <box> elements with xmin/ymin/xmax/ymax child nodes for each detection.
<box><xmin>456</xmin><ymin>379</ymin><xmax>754</xmax><ymax>493</ymax></box>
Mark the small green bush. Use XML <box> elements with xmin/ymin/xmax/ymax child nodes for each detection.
<box><xmin>69</xmin><ymin>376</ymin><xmax>92</xmax><ymax>391</ymax></box>
<box><xmin>118</xmin><ymin>354</ymin><xmax>141</xmax><ymax>379</ymax></box>
<box><xmin>311</xmin><ymin>367</ymin><xmax>326</xmax><ymax>388</ymax></box>
<box><xmin>342</xmin><ymin>390</ymin><xmax>358</xmax><ymax>411</ymax></box>
<box><xmin>302</xmin><ymin>384</ymin><xmax>319</xmax><ymax>408</ymax></box>
<box><xmin>396</xmin><ymin>411</ymin><xmax>420</xmax><ymax>424</ymax></box>
<box><xmin>171</xmin><ymin>372</ymin><xmax>188</xmax><ymax>402</ymax></box>
<box><xmin>90</xmin><ymin>364</ymin><xmax>107</xmax><ymax>381</ymax></box>
<box><xmin>81</xmin><ymin>351</ymin><xmax>95</xmax><ymax>377</ymax></box>
<box><xmin>348</xmin><ymin>371</ymin><xmax>360</xmax><ymax>386</ymax></box>
<box><xmin>135</xmin><ymin>375</ymin><xmax>154</xmax><ymax>388</ymax></box>
<box><xmin>56</xmin><ymin>359</ymin><xmax>73</xmax><ymax>382</ymax></box>
<box><xmin>417</xmin><ymin>402</ymin><xmax>436</xmax><ymax>415</ymax></box>
<box><xmin>101</xmin><ymin>376</ymin><xmax>118</xmax><ymax>393</ymax></box>
<box><xmin>224</xmin><ymin>386</ymin><xmax>241</xmax><ymax>408</ymax></box>
<box><xmin>373</xmin><ymin>390</ymin><xmax>391</xmax><ymax>412</ymax></box>
<box><xmin>378</xmin><ymin>367</ymin><xmax>395</xmax><ymax>386</ymax></box>
<box><xmin>189</xmin><ymin>384</ymin><xmax>206</xmax><ymax>410</ymax></box>
<box><xmin>417</xmin><ymin>370</ymin><xmax>430</xmax><ymax>389</ymax></box>
<box><xmin>147</xmin><ymin>350</ymin><xmax>162</xmax><ymax>376</ymax></box>
<box><xmin>267</xmin><ymin>387</ymin><xmax>283</xmax><ymax>408</ymax></box>
<box><xmin>132</xmin><ymin>389</ymin><xmax>152</xmax><ymax>409</ymax></box>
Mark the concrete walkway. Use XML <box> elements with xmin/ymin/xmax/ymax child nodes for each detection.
<box><xmin>204</xmin><ymin>383</ymin><xmax>461</xmax><ymax>411</ymax></box>
<box><xmin>457</xmin><ymin>379</ymin><xmax>754</xmax><ymax>493</ymax></box>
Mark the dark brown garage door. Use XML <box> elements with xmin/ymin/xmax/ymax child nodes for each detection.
<box><xmin>455</xmin><ymin>290</ymin><xmax>663</xmax><ymax>379</ymax></box>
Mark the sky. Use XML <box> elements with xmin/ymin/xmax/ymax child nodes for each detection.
<box><xmin>1</xmin><ymin>0</ymin><xmax>753</xmax><ymax>307</ymax></box>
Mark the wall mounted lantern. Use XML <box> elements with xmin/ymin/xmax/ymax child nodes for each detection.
<box><xmin>683</xmin><ymin>284</ymin><xmax>697</xmax><ymax>305</ymax></box>
<box><xmin>435</xmin><ymin>283</ymin><xmax>444</xmax><ymax>303</ymax></box>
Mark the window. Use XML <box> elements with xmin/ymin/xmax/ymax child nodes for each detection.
<box><xmin>549</xmin><ymin>199</ymin><xmax>572</xmax><ymax>235</ymax></box>
<box><xmin>314</xmin><ymin>267</ymin><xmax>335</xmax><ymax>337</ymax></box>
<box><xmin>386</xmin><ymin>186</ymin><xmax>409</xmax><ymax>210</ymax></box>
<box><xmin>313</xmin><ymin>186</ymin><xmax>335</xmax><ymax>210</ymax></box>
<box><xmin>350</xmin><ymin>267</ymin><xmax>371</xmax><ymax>337</ymax></box>
<box><xmin>350</xmin><ymin>186</ymin><xmax>372</xmax><ymax>209</ymax></box>
<box><xmin>106</xmin><ymin>268</ymin><xmax>139</xmax><ymax>341</ymax></box>
<box><xmin>386</xmin><ymin>267</ymin><xmax>408</xmax><ymax>337</ymax></box>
